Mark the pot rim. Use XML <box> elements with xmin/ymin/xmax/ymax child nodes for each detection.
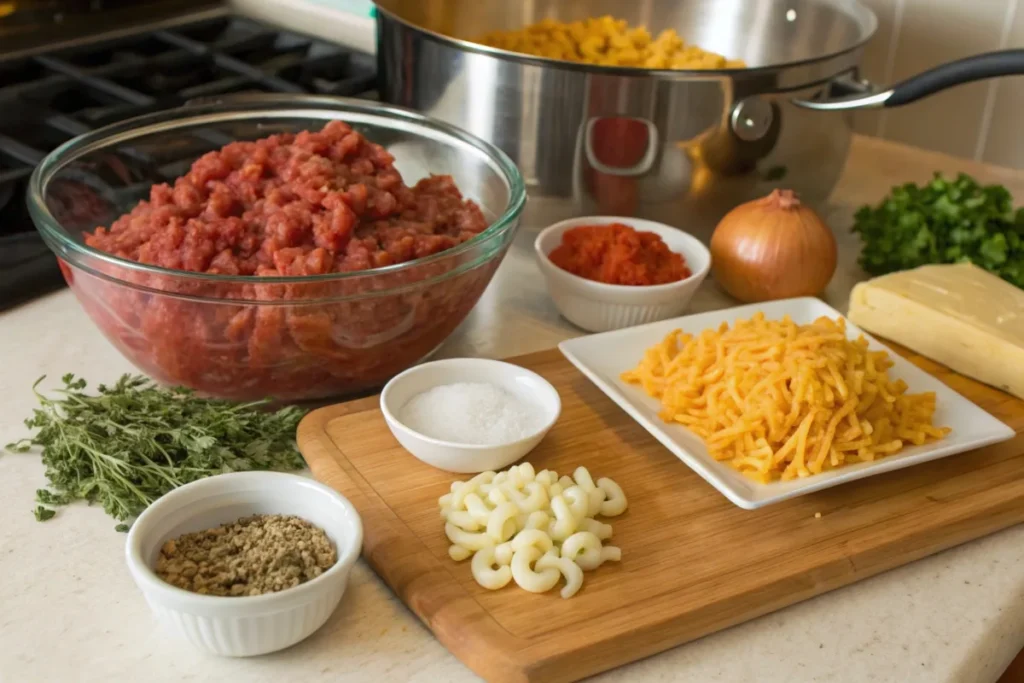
<box><xmin>373</xmin><ymin>1</ymin><xmax>879</xmax><ymax>81</ymax></box>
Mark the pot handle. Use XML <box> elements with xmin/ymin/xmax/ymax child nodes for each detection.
<box><xmin>793</xmin><ymin>49</ymin><xmax>1024</xmax><ymax>111</ymax></box>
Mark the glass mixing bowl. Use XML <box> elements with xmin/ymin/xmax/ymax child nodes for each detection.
<box><xmin>28</xmin><ymin>95</ymin><xmax>526</xmax><ymax>401</ymax></box>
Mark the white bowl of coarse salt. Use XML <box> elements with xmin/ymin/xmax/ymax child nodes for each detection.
<box><xmin>380</xmin><ymin>358</ymin><xmax>562</xmax><ymax>473</ymax></box>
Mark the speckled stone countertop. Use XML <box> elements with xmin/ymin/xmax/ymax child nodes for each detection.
<box><xmin>1</xmin><ymin>137</ymin><xmax>1023</xmax><ymax>682</ymax></box>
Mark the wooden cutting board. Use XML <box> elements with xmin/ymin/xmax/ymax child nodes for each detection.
<box><xmin>297</xmin><ymin>347</ymin><xmax>1024</xmax><ymax>683</ymax></box>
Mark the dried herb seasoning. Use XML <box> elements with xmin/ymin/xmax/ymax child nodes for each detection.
<box><xmin>156</xmin><ymin>514</ymin><xmax>337</xmax><ymax>596</ymax></box>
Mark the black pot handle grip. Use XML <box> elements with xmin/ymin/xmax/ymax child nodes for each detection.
<box><xmin>886</xmin><ymin>49</ymin><xmax>1024</xmax><ymax>107</ymax></box>
<box><xmin>792</xmin><ymin>49</ymin><xmax>1024</xmax><ymax>111</ymax></box>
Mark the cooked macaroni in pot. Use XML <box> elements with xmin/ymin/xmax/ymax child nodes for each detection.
<box><xmin>475</xmin><ymin>16</ymin><xmax>745</xmax><ymax>69</ymax></box>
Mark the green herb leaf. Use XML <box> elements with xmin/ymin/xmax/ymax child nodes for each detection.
<box><xmin>852</xmin><ymin>172</ymin><xmax>1024</xmax><ymax>288</ymax></box>
<box><xmin>7</xmin><ymin>374</ymin><xmax>308</xmax><ymax>529</ymax></box>
<box><xmin>761</xmin><ymin>165</ymin><xmax>788</xmax><ymax>182</ymax></box>
<box><xmin>979</xmin><ymin>233</ymin><xmax>1008</xmax><ymax>266</ymax></box>
<box><xmin>34</xmin><ymin>506</ymin><xmax>56</xmax><ymax>521</ymax></box>
<box><xmin>36</xmin><ymin>489</ymin><xmax>70</xmax><ymax>505</ymax></box>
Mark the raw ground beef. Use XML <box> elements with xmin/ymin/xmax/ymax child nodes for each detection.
<box><xmin>85</xmin><ymin>121</ymin><xmax>488</xmax><ymax>275</ymax></box>
<box><xmin>71</xmin><ymin>121</ymin><xmax>506</xmax><ymax>400</ymax></box>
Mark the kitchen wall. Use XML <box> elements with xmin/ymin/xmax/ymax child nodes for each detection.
<box><xmin>854</xmin><ymin>0</ymin><xmax>1024</xmax><ymax>168</ymax></box>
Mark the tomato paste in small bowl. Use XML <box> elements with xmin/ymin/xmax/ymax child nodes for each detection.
<box><xmin>534</xmin><ymin>216</ymin><xmax>711</xmax><ymax>333</ymax></box>
<box><xmin>547</xmin><ymin>222</ymin><xmax>692</xmax><ymax>287</ymax></box>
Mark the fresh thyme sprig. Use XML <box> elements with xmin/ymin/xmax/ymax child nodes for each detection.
<box><xmin>5</xmin><ymin>374</ymin><xmax>307</xmax><ymax>531</ymax></box>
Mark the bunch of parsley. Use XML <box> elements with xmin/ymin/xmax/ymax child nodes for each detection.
<box><xmin>852</xmin><ymin>172</ymin><xmax>1024</xmax><ymax>287</ymax></box>
<box><xmin>5</xmin><ymin>374</ymin><xmax>307</xmax><ymax>531</ymax></box>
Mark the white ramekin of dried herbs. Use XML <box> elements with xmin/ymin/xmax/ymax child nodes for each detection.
<box><xmin>125</xmin><ymin>471</ymin><xmax>363</xmax><ymax>657</ymax></box>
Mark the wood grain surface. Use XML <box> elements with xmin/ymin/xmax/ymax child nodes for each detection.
<box><xmin>999</xmin><ymin>649</ymin><xmax>1024</xmax><ymax>683</ymax></box>
<box><xmin>298</xmin><ymin>346</ymin><xmax>1024</xmax><ymax>683</ymax></box>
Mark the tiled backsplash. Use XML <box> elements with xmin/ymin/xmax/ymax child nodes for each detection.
<box><xmin>855</xmin><ymin>0</ymin><xmax>1024</xmax><ymax>168</ymax></box>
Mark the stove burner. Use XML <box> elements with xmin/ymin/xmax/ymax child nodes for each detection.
<box><xmin>0</xmin><ymin>14</ymin><xmax>377</xmax><ymax>309</ymax></box>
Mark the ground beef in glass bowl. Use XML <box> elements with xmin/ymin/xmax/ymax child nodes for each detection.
<box><xmin>28</xmin><ymin>97</ymin><xmax>525</xmax><ymax>401</ymax></box>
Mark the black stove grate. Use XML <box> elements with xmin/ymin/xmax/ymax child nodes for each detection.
<box><xmin>0</xmin><ymin>14</ymin><xmax>377</xmax><ymax>311</ymax></box>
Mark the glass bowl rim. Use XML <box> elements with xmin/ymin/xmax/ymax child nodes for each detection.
<box><xmin>26</xmin><ymin>94</ymin><xmax>527</xmax><ymax>287</ymax></box>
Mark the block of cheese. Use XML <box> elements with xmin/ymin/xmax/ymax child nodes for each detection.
<box><xmin>848</xmin><ymin>263</ymin><xmax>1024</xmax><ymax>399</ymax></box>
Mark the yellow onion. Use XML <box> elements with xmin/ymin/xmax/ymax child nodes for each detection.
<box><xmin>710</xmin><ymin>189</ymin><xmax>837</xmax><ymax>303</ymax></box>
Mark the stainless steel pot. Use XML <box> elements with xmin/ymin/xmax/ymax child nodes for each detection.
<box><xmin>374</xmin><ymin>0</ymin><xmax>1024</xmax><ymax>228</ymax></box>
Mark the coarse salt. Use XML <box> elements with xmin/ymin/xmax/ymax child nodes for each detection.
<box><xmin>399</xmin><ymin>382</ymin><xmax>545</xmax><ymax>446</ymax></box>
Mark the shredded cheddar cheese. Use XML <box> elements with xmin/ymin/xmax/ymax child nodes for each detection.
<box><xmin>621</xmin><ymin>313</ymin><xmax>951</xmax><ymax>483</ymax></box>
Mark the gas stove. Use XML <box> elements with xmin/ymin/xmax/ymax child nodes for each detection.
<box><xmin>0</xmin><ymin>4</ymin><xmax>377</xmax><ymax>310</ymax></box>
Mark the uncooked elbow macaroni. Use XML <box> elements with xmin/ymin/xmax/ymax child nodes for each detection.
<box><xmin>440</xmin><ymin>462</ymin><xmax>627</xmax><ymax>599</ymax></box>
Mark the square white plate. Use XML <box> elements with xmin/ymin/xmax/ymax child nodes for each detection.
<box><xmin>558</xmin><ymin>297</ymin><xmax>1016</xmax><ymax>509</ymax></box>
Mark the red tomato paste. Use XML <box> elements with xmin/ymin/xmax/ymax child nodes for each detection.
<box><xmin>548</xmin><ymin>223</ymin><xmax>691</xmax><ymax>286</ymax></box>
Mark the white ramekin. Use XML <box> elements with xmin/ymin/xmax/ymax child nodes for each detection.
<box><xmin>534</xmin><ymin>216</ymin><xmax>712</xmax><ymax>332</ymax></box>
<box><xmin>125</xmin><ymin>471</ymin><xmax>363</xmax><ymax>657</ymax></box>
<box><xmin>380</xmin><ymin>358</ymin><xmax>561</xmax><ymax>474</ymax></box>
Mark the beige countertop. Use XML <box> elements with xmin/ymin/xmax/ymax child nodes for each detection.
<box><xmin>1</xmin><ymin>136</ymin><xmax>1023</xmax><ymax>682</ymax></box>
